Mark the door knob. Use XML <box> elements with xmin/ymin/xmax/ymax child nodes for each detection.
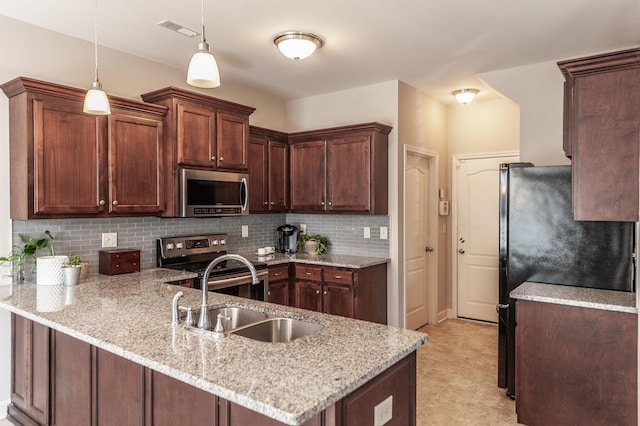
<box><xmin>425</xmin><ymin>247</ymin><xmax>434</xmax><ymax>252</ymax></box>
<box><xmin>458</xmin><ymin>249</ymin><xmax>465</xmax><ymax>254</ymax></box>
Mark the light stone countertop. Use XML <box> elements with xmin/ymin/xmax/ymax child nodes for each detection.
<box><xmin>510</xmin><ymin>281</ymin><xmax>637</xmax><ymax>314</ymax></box>
<box><xmin>241</xmin><ymin>252</ymin><xmax>390</xmax><ymax>268</ymax></box>
<box><xmin>0</xmin><ymin>269</ymin><xmax>426</xmax><ymax>426</ymax></box>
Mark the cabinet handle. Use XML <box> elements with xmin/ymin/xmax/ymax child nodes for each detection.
<box><xmin>328</xmin><ymin>201</ymin><xmax>332</xmax><ymax>206</ymax></box>
<box><xmin>211</xmin><ymin>156</ymin><xmax>216</xmax><ymax>161</ymax></box>
<box><xmin>334</xmin><ymin>275</ymin><xmax>342</xmax><ymax>279</ymax></box>
<box><xmin>316</xmin><ymin>290</ymin><xmax>320</xmax><ymax>294</ymax></box>
<box><xmin>270</xmin><ymin>201</ymin><xmax>274</xmax><ymax>205</ymax></box>
<box><xmin>267</xmin><ymin>291</ymin><xmax>272</xmax><ymax>296</ymax></box>
<box><xmin>305</xmin><ymin>272</ymin><xmax>312</xmax><ymax>275</ymax></box>
<box><xmin>274</xmin><ymin>272</ymin><xmax>283</xmax><ymax>277</ymax></box>
<box><xmin>132</xmin><ymin>262</ymin><xmax>137</xmax><ymax>266</ymax></box>
<box><xmin>115</xmin><ymin>264</ymin><xmax>120</xmax><ymax>268</ymax></box>
<box><xmin>220</xmin><ymin>156</ymin><xmax>224</xmax><ymax>161</ymax></box>
<box><xmin>321</xmin><ymin>201</ymin><xmax>325</xmax><ymax>206</ymax></box>
<box><xmin>112</xmin><ymin>200</ymin><xmax>118</xmax><ymax>206</ymax></box>
<box><xmin>323</xmin><ymin>291</ymin><xmax>328</xmax><ymax>295</ymax></box>
<box><xmin>99</xmin><ymin>199</ymin><xmax>106</xmax><ymax>206</ymax></box>
<box><xmin>264</xmin><ymin>201</ymin><xmax>268</xmax><ymax>205</ymax></box>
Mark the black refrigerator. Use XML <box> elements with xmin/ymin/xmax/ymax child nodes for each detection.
<box><xmin>497</xmin><ymin>163</ymin><xmax>635</xmax><ymax>398</ymax></box>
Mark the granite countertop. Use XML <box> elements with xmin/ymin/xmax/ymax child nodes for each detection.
<box><xmin>240</xmin><ymin>252</ymin><xmax>390</xmax><ymax>269</ymax></box>
<box><xmin>0</xmin><ymin>269</ymin><xmax>426</xmax><ymax>425</ymax></box>
<box><xmin>510</xmin><ymin>281</ymin><xmax>637</xmax><ymax>314</ymax></box>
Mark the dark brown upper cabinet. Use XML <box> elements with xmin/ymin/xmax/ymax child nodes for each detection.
<box><xmin>558</xmin><ymin>48</ymin><xmax>640</xmax><ymax>221</ymax></box>
<box><xmin>248</xmin><ymin>126</ymin><xmax>289</xmax><ymax>213</ymax></box>
<box><xmin>141</xmin><ymin>87</ymin><xmax>255</xmax><ymax>217</ymax></box>
<box><xmin>288</xmin><ymin>122</ymin><xmax>391</xmax><ymax>215</ymax></box>
<box><xmin>1</xmin><ymin>77</ymin><xmax>167</xmax><ymax>219</ymax></box>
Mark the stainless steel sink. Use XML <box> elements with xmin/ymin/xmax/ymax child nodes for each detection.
<box><xmin>203</xmin><ymin>307</ymin><xmax>270</xmax><ymax>331</ymax></box>
<box><xmin>231</xmin><ymin>318</ymin><xmax>324</xmax><ymax>343</ymax></box>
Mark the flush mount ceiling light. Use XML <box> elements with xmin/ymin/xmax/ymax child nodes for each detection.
<box><xmin>187</xmin><ymin>0</ymin><xmax>220</xmax><ymax>88</ymax></box>
<box><xmin>452</xmin><ymin>88</ymin><xmax>479</xmax><ymax>105</ymax></box>
<box><xmin>274</xmin><ymin>31</ymin><xmax>323</xmax><ymax>60</ymax></box>
<box><xmin>83</xmin><ymin>0</ymin><xmax>111</xmax><ymax>115</ymax></box>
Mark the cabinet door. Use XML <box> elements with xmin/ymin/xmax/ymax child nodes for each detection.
<box><xmin>108</xmin><ymin>113</ymin><xmax>165</xmax><ymax>214</ymax></box>
<box><xmin>293</xmin><ymin>280</ymin><xmax>323</xmax><ymax>312</ymax></box>
<box><xmin>248</xmin><ymin>137</ymin><xmax>268</xmax><ymax>212</ymax></box>
<box><xmin>267</xmin><ymin>280</ymin><xmax>289</xmax><ymax>306</ymax></box>
<box><xmin>177</xmin><ymin>103</ymin><xmax>216</xmax><ymax>167</ymax></box>
<box><xmin>217</xmin><ymin>111</ymin><xmax>249</xmax><ymax>171</ymax></box>
<box><xmin>95</xmin><ymin>347</ymin><xmax>145</xmax><ymax>425</ymax></box>
<box><xmin>33</xmin><ymin>98</ymin><xmax>104</xmax><ymax>215</ymax></box>
<box><xmin>572</xmin><ymin>67</ymin><xmax>640</xmax><ymax>221</ymax></box>
<box><xmin>323</xmin><ymin>283</ymin><xmax>354</xmax><ymax>318</ymax></box>
<box><xmin>290</xmin><ymin>140</ymin><xmax>326</xmax><ymax>211</ymax></box>
<box><xmin>51</xmin><ymin>331</ymin><xmax>92</xmax><ymax>425</ymax></box>
<box><xmin>268</xmin><ymin>140</ymin><xmax>289</xmax><ymax>211</ymax></box>
<box><xmin>10</xmin><ymin>314</ymin><xmax>50</xmax><ymax>425</ymax></box>
<box><xmin>326</xmin><ymin>135</ymin><xmax>371</xmax><ymax>212</ymax></box>
<box><xmin>150</xmin><ymin>370</ymin><xmax>217</xmax><ymax>426</ymax></box>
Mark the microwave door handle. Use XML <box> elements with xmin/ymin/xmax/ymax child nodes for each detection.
<box><xmin>240</xmin><ymin>177</ymin><xmax>248</xmax><ymax>212</ymax></box>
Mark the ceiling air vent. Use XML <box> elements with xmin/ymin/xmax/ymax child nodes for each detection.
<box><xmin>157</xmin><ymin>19</ymin><xmax>199</xmax><ymax>38</ymax></box>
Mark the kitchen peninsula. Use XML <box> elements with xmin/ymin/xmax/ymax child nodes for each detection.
<box><xmin>0</xmin><ymin>270</ymin><xmax>427</xmax><ymax>425</ymax></box>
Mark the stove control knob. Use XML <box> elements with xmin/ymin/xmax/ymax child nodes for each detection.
<box><xmin>166</xmin><ymin>243</ymin><xmax>174</xmax><ymax>251</ymax></box>
<box><xmin>175</xmin><ymin>242</ymin><xmax>183</xmax><ymax>250</ymax></box>
<box><xmin>220</xmin><ymin>239</ymin><xmax>226</xmax><ymax>246</ymax></box>
<box><xmin>211</xmin><ymin>240</ymin><xmax>218</xmax><ymax>246</ymax></box>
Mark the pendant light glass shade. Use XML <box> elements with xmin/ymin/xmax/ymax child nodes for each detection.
<box><xmin>83</xmin><ymin>80</ymin><xmax>111</xmax><ymax>115</ymax></box>
<box><xmin>274</xmin><ymin>32</ymin><xmax>323</xmax><ymax>60</ymax></box>
<box><xmin>187</xmin><ymin>41</ymin><xmax>220</xmax><ymax>88</ymax></box>
<box><xmin>83</xmin><ymin>0</ymin><xmax>110</xmax><ymax>115</ymax></box>
<box><xmin>187</xmin><ymin>0</ymin><xmax>220</xmax><ymax>88</ymax></box>
<box><xmin>452</xmin><ymin>88</ymin><xmax>479</xmax><ymax>104</ymax></box>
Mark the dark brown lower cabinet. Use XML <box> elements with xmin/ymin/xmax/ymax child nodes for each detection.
<box><xmin>9</xmin><ymin>314</ymin><xmax>415</xmax><ymax>425</ymax></box>
<box><xmin>515</xmin><ymin>300</ymin><xmax>637</xmax><ymax>426</ymax></box>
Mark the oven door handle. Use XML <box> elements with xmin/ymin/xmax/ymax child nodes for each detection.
<box><xmin>205</xmin><ymin>270</ymin><xmax>268</xmax><ymax>290</ymax></box>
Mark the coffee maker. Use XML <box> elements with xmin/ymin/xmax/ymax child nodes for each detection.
<box><xmin>277</xmin><ymin>225</ymin><xmax>298</xmax><ymax>253</ymax></box>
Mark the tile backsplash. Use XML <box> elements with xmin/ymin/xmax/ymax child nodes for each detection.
<box><xmin>12</xmin><ymin>214</ymin><xmax>389</xmax><ymax>277</ymax></box>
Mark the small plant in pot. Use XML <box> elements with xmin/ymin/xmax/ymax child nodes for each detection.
<box><xmin>0</xmin><ymin>230</ymin><xmax>55</xmax><ymax>283</ymax></box>
<box><xmin>62</xmin><ymin>255</ymin><xmax>83</xmax><ymax>286</ymax></box>
<box><xmin>296</xmin><ymin>234</ymin><xmax>328</xmax><ymax>255</ymax></box>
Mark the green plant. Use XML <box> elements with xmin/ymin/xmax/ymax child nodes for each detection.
<box><xmin>66</xmin><ymin>255</ymin><xmax>82</xmax><ymax>267</ymax></box>
<box><xmin>0</xmin><ymin>230</ymin><xmax>55</xmax><ymax>281</ymax></box>
<box><xmin>296</xmin><ymin>234</ymin><xmax>328</xmax><ymax>254</ymax></box>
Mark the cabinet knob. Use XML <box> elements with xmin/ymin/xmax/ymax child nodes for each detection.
<box><xmin>219</xmin><ymin>156</ymin><xmax>224</xmax><ymax>161</ymax></box>
<box><xmin>328</xmin><ymin>201</ymin><xmax>332</xmax><ymax>206</ymax></box>
<box><xmin>316</xmin><ymin>290</ymin><xmax>321</xmax><ymax>294</ymax></box>
<box><xmin>267</xmin><ymin>291</ymin><xmax>272</xmax><ymax>296</ymax></box>
<box><xmin>112</xmin><ymin>200</ymin><xmax>118</xmax><ymax>206</ymax></box>
<box><xmin>323</xmin><ymin>291</ymin><xmax>328</xmax><ymax>295</ymax></box>
<box><xmin>99</xmin><ymin>199</ymin><xmax>106</xmax><ymax>206</ymax></box>
<box><xmin>321</xmin><ymin>201</ymin><xmax>325</xmax><ymax>206</ymax></box>
<box><xmin>211</xmin><ymin>156</ymin><xmax>216</xmax><ymax>161</ymax></box>
<box><xmin>264</xmin><ymin>201</ymin><xmax>268</xmax><ymax>205</ymax></box>
<box><xmin>270</xmin><ymin>201</ymin><xmax>274</xmax><ymax>205</ymax></box>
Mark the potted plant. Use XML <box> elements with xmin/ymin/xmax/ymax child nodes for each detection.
<box><xmin>296</xmin><ymin>234</ymin><xmax>329</xmax><ymax>255</ymax></box>
<box><xmin>0</xmin><ymin>230</ymin><xmax>55</xmax><ymax>283</ymax></box>
<box><xmin>62</xmin><ymin>255</ymin><xmax>82</xmax><ymax>286</ymax></box>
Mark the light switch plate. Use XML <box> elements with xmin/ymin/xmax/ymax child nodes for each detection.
<box><xmin>299</xmin><ymin>224</ymin><xmax>307</xmax><ymax>235</ymax></box>
<box><xmin>364</xmin><ymin>227</ymin><xmax>371</xmax><ymax>239</ymax></box>
<box><xmin>101</xmin><ymin>232</ymin><xmax>117</xmax><ymax>248</ymax></box>
<box><xmin>380</xmin><ymin>226</ymin><xmax>388</xmax><ymax>240</ymax></box>
<box><xmin>374</xmin><ymin>395</ymin><xmax>393</xmax><ymax>426</ymax></box>
<box><xmin>241</xmin><ymin>225</ymin><xmax>249</xmax><ymax>238</ymax></box>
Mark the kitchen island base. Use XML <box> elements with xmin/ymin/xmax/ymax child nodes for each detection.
<box><xmin>8</xmin><ymin>314</ymin><xmax>417</xmax><ymax>426</ymax></box>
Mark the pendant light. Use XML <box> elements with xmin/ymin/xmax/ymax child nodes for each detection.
<box><xmin>83</xmin><ymin>0</ymin><xmax>111</xmax><ymax>115</ymax></box>
<box><xmin>187</xmin><ymin>0</ymin><xmax>220</xmax><ymax>88</ymax></box>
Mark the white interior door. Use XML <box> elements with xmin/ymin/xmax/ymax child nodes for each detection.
<box><xmin>456</xmin><ymin>155</ymin><xmax>518</xmax><ymax>322</ymax></box>
<box><xmin>405</xmin><ymin>153</ymin><xmax>430</xmax><ymax>330</ymax></box>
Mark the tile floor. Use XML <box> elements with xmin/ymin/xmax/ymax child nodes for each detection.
<box><xmin>417</xmin><ymin>319</ymin><xmax>518</xmax><ymax>425</ymax></box>
<box><xmin>0</xmin><ymin>319</ymin><xmax>516</xmax><ymax>426</ymax></box>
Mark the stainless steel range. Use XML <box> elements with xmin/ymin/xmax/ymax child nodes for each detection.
<box><xmin>157</xmin><ymin>233</ymin><xmax>268</xmax><ymax>301</ymax></box>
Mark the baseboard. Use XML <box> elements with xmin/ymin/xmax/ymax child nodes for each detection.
<box><xmin>0</xmin><ymin>398</ymin><xmax>9</xmax><ymax>419</ymax></box>
<box><xmin>436</xmin><ymin>310</ymin><xmax>449</xmax><ymax>323</ymax></box>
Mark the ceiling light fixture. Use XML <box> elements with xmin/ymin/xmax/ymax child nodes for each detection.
<box><xmin>274</xmin><ymin>31</ymin><xmax>323</xmax><ymax>60</ymax></box>
<box><xmin>452</xmin><ymin>88</ymin><xmax>479</xmax><ymax>105</ymax></box>
<box><xmin>83</xmin><ymin>0</ymin><xmax>111</xmax><ymax>115</ymax></box>
<box><xmin>187</xmin><ymin>0</ymin><xmax>220</xmax><ymax>88</ymax></box>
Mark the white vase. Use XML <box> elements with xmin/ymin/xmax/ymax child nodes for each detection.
<box><xmin>36</xmin><ymin>255</ymin><xmax>69</xmax><ymax>286</ymax></box>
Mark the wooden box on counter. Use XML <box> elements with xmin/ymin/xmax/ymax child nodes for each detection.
<box><xmin>99</xmin><ymin>249</ymin><xmax>141</xmax><ymax>275</ymax></box>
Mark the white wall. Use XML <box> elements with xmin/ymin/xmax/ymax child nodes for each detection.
<box><xmin>286</xmin><ymin>81</ymin><xmax>403</xmax><ymax>325</ymax></box>
<box><xmin>0</xmin><ymin>15</ymin><xmax>289</xmax><ymax>417</ymax></box>
<box><xmin>478</xmin><ymin>61</ymin><xmax>568</xmax><ymax>166</ymax></box>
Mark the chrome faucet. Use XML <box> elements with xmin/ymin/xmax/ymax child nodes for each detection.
<box><xmin>197</xmin><ymin>254</ymin><xmax>259</xmax><ymax>330</ymax></box>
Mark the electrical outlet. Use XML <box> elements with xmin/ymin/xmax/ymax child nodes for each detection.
<box><xmin>241</xmin><ymin>225</ymin><xmax>249</xmax><ymax>238</ymax></box>
<box><xmin>374</xmin><ymin>395</ymin><xmax>393</xmax><ymax>426</ymax></box>
<box><xmin>299</xmin><ymin>224</ymin><xmax>307</xmax><ymax>235</ymax></box>
<box><xmin>101</xmin><ymin>232</ymin><xmax>117</xmax><ymax>248</ymax></box>
<box><xmin>380</xmin><ymin>226</ymin><xmax>388</xmax><ymax>240</ymax></box>
<box><xmin>364</xmin><ymin>227</ymin><xmax>371</xmax><ymax>239</ymax></box>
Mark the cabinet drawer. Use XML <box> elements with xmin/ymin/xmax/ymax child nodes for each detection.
<box><xmin>323</xmin><ymin>268</ymin><xmax>354</xmax><ymax>285</ymax></box>
<box><xmin>268</xmin><ymin>265</ymin><xmax>289</xmax><ymax>282</ymax></box>
<box><xmin>294</xmin><ymin>265</ymin><xmax>322</xmax><ymax>282</ymax></box>
<box><xmin>99</xmin><ymin>249</ymin><xmax>141</xmax><ymax>275</ymax></box>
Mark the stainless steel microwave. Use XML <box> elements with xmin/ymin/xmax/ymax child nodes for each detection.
<box><xmin>179</xmin><ymin>168</ymin><xmax>248</xmax><ymax>217</ymax></box>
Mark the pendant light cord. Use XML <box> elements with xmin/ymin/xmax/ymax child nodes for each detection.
<box><xmin>93</xmin><ymin>0</ymin><xmax>99</xmax><ymax>82</ymax></box>
<box><xmin>201</xmin><ymin>0</ymin><xmax>206</xmax><ymax>43</ymax></box>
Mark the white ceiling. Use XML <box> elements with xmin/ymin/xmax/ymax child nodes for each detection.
<box><xmin>2</xmin><ymin>1</ymin><xmax>639</xmax><ymax>104</ymax></box>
